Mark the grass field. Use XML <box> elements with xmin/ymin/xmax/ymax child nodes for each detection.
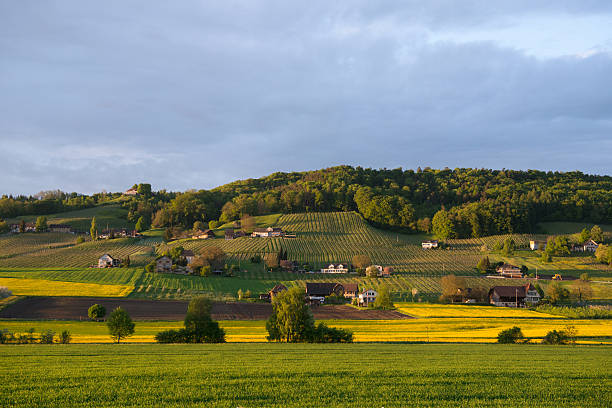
<box><xmin>2</xmin><ymin>313</ymin><xmax>611</xmax><ymax>344</ymax></box>
<box><xmin>6</xmin><ymin>204</ymin><xmax>132</xmax><ymax>231</ymax></box>
<box><xmin>0</xmin><ymin>343</ymin><xmax>610</xmax><ymax>407</ymax></box>
<box><xmin>0</xmin><ymin>278</ymin><xmax>133</xmax><ymax>297</ymax></box>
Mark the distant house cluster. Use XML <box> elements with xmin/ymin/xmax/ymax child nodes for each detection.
<box><xmin>305</xmin><ymin>282</ymin><xmax>377</xmax><ymax>307</ymax></box>
<box><xmin>251</xmin><ymin>227</ymin><xmax>285</xmax><ymax>238</ymax></box>
<box><xmin>155</xmin><ymin>249</ymin><xmax>195</xmax><ymax>274</ymax></box>
<box><xmin>225</xmin><ymin>229</ymin><xmax>246</xmax><ymax>240</ymax></box>
<box><xmin>192</xmin><ymin>229</ymin><xmax>215</xmax><ymax>239</ymax></box>
<box><xmin>10</xmin><ymin>223</ymin><xmax>74</xmax><ymax>234</ymax></box>
<box><xmin>320</xmin><ymin>263</ymin><xmax>349</xmax><ymax>274</ymax></box>
<box><xmin>123</xmin><ymin>188</ymin><xmax>139</xmax><ymax>196</ymax></box>
<box><xmin>98</xmin><ymin>229</ymin><xmax>142</xmax><ymax>239</ymax></box>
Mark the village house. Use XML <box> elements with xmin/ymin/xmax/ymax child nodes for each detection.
<box><xmin>251</xmin><ymin>227</ymin><xmax>284</xmax><ymax>238</ymax></box>
<box><xmin>260</xmin><ymin>283</ymin><xmax>288</xmax><ymax>301</ymax></box>
<box><xmin>343</xmin><ymin>283</ymin><xmax>359</xmax><ymax>299</ymax></box>
<box><xmin>123</xmin><ymin>188</ymin><xmax>139</xmax><ymax>196</ymax></box>
<box><xmin>99</xmin><ymin>229</ymin><xmax>141</xmax><ymax>239</ymax></box>
<box><xmin>489</xmin><ymin>284</ymin><xmax>540</xmax><ymax>307</ymax></box>
<box><xmin>305</xmin><ymin>282</ymin><xmax>344</xmax><ymax>304</ymax></box>
<box><xmin>48</xmin><ymin>224</ymin><xmax>73</xmax><ymax>233</ymax></box>
<box><xmin>11</xmin><ymin>223</ymin><xmax>36</xmax><ymax>233</ymax></box>
<box><xmin>573</xmin><ymin>239</ymin><xmax>599</xmax><ymax>253</ymax></box>
<box><xmin>421</xmin><ymin>240</ymin><xmax>439</xmax><ymax>249</ymax></box>
<box><xmin>280</xmin><ymin>260</ymin><xmax>299</xmax><ymax>271</ymax></box>
<box><xmin>529</xmin><ymin>240</ymin><xmax>547</xmax><ymax>251</ymax></box>
<box><xmin>181</xmin><ymin>249</ymin><xmax>195</xmax><ymax>265</ymax></box>
<box><xmin>225</xmin><ymin>229</ymin><xmax>245</xmax><ymax>240</ymax></box>
<box><xmin>320</xmin><ymin>263</ymin><xmax>349</xmax><ymax>274</ymax></box>
<box><xmin>495</xmin><ymin>263</ymin><xmax>523</xmax><ymax>278</ymax></box>
<box><xmin>155</xmin><ymin>256</ymin><xmax>173</xmax><ymax>273</ymax></box>
<box><xmin>98</xmin><ymin>254</ymin><xmax>120</xmax><ymax>268</ymax></box>
<box><xmin>381</xmin><ymin>266</ymin><xmax>393</xmax><ymax>277</ymax></box>
<box><xmin>358</xmin><ymin>288</ymin><xmax>378</xmax><ymax>307</ymax></box>
<box><xmin>192</xmin><ymin>229</ymin><xmax>215</xmax><ymax>239</ymax></box>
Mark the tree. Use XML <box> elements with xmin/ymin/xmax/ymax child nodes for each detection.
<box><xmin>432</xmin><ymin>210</ymin><xmax>455</xmax><ymax>239</ymax></box>
<box><xmin>580</xmin><ymin>273</ymin><xmax>590</xmax><ymax>282</ymax></box>
<box><xmin>183</xmin><ymin>297</ymin><xmax>225</xmax><ymax>343</ymax></box>
<box><xmin>590</xmin><ymin>225</ymin><xmax>603</xmax><ymax>243</ymax></box>
<box><xmin>570</xmin><ymin>280</ymin><xmax>593</xmax><ymax>303</ymax></box>
<box><xmin>35</xmin><ymin>216</ymin><xmax>48</xmax><ymax>232</ymax></box>
<box><xmin>373</xmin><ymin>285</ymin><xmax>394</xmax><ymax>310</ymax></box>
<box><xmin>352</xmin><ymin>254</ymin><xmax>371</xmax><ymax>270</ymax></box>
<box><xmin>197</xmin><ymin>246</ymin><xmax>226</xmax><ymax>270</ymax></box>
<box><xmin>136</xmin><ymin>183</ymin><xmax>152</xmax><ymax>198</ymax></box>
<box><xmin>365</xmin><ymin>265</ymin><xmax>379</xmax><ymax>278</ymax></box>
<box><xmin>58</xmin><ymin>330</ymin><xmax>71</xmax><ymax>344</ymax></box>
<box><xmin>241</xmin><ymin>214</ymin><xmax>255</xmax><ymax>233</ymax></box>
<box><xmin>595</xmin><ymin>244</ymin><xmax>612</xmax><ymax>265</ymax></box>
<box><xmin>192</xmin><ymin>220</ymin><xmax>205</xmax><ymax>232</ymax></box>
<box><xmin>541</xmin><ymin>251</ymin><xmax>552</xmax><ymax>263</ymax></box>
<box><xmin>163</xmin><ymin>227</ymin><xmax>173</xmax><ymax>242</ymax></box>
<box><xmin>135</xmin><ymin>216</ymin><xmax>149</xmax><ymax>232</ymax></box>
<box><xmin>19</xmin><ymin>219</ymin><xmax>26</xmax><ymax>233</ymax></box>
<box><xmin>440</xmin><ymin>274</ymin><xmax>466</xmax><ymax>301</ymax></box>
<box><xmin>547</xmin><ymin>282</ymin><xmax>570</xmax><ymax>305</ymax></box>
<box><xmin>0</xmin><ymin>219</ymin><xmax>8</xmax><ymax>234</ymax></box>
<box><xmin>39</xmin><ymin>330</ymin><xmax>55</xmax><ymax>344</ymax></box>
<box><xmin>237</xmin><ymin>289</ymin><xmax>244</xmax><ymax>300</ymax></box>
<box><xmin>106</xmin><ymin>307</ymin><xmax>135</xmax><ymax>343</ymax></box>
<box><xmin>90</xmin><ymin>217</ymin><xmax>98</xmax><ymax>241</ymax></box>
<box><xmin>497</xmin><ymin>326</ymin><xmax>524</xmax><ymax>344</ymax></box>
<box><xmin>266</xmin><ymin>286</ymin><xmax>314</xmax><ymax>342</ymax></box>
<box><xmin>579</xmin><ymin>228</ymin><xmax>590</xmax><ymax>243</ymax></box>
<box><xmin>501</xmin><ymin>238</ymin><xmax>516</xmax><ymax>256</ymax></box>
<box><xmin>208</xmin><ymin>220</ymin><xmax>220</xmax><ymax>229</ymax></box>
<box><xmin>123</xmin><ymin>254</ymin><xmax>131</xmax><ymax>267</ymax></box>
<box><xmin>88</xmin><ymin>304</ymin><xmax>106</xmax><ymax>321</ymax></box>
<box><xmin>476</xmin><ymin>256</ymin><xmax>490</xmax><ymax>272</ymax></box>
<box><xmin>264</xmin><ymin>252</ymin><xmax>280</xmax><ymax>269</ymax></box>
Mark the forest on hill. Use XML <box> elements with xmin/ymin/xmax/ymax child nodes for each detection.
<box><xmin>1</xmin><ymin>166</ymin><xmax>611</xmax><ymax>238</ymax></box>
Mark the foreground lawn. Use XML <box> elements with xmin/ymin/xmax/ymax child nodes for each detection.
<box><xmin>2</xmin><ymin>317</ymin><xmax>611</xmax><ymax>344</ymax></box>
<box><xmin>0</xmin><ymin>343</ymin><xmax>610</xmax><ymax>407</ymax></box>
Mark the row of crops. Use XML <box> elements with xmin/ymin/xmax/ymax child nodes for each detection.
<box><xmin>0</xmin><ymin>212</ymin><xmax>543</xmax><ymax>275</ymax></box>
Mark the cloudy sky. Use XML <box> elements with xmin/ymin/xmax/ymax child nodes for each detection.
<box><xmin>1</xmin><ymin>1</ymin><xmax>612</xmax><ymax>195</ymax></box>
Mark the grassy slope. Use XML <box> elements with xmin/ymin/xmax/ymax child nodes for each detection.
<box><xmin>0</xmin><ymin>344</ymin><xmax>610</xmax><ymax>407</ymax></box>
<box><xmin>6</xmin><ymin>204</ymin><xmax>132</xmax><ymax>231</ymax></box>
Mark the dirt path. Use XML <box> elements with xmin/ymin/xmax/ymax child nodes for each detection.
<box><xmin>0</xmin><ymin>297</ymin><xmax>412</xmax><ymax>321</ymax></box>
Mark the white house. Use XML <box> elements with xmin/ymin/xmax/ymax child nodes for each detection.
<box><xmin>583</xmin><ymin>239</ymin><xmax>599</xmax><ymax>252</ymax></box>
<box><xmin>98</xmin><ymin>254</ymin><xmax>120</xmax><ymax>268</ymax></box>
<box><xmin>529</xmin><ymin>240</ymin><xmax>547</xmax><ymax>251</ymax></box>
<box><xmin>421</xmin><ymin>240</ymin><xmax>439</xmax><ymax>249</ymax></box>
<box><xmin>251</xmin><ymin>227</ymin><xmax>284</xmax><ymax>237</ymax></box>
<box><xmin>320</xmin><ymin>263</ymin><xmax>349</xmax><ymax>273</ymax></box>
<box><xmin>358</xmin><ymin>288</ymin><xmax>378</xmax><ymax>306</ymax></box>
<box><xmin>123</xmin><ymin>188</ymin><xmax>139</xmax><ymax>196</ymax></box>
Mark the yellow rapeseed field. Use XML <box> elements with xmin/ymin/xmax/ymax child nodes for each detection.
<box><xmin>395</xmin><ymin>303</ymin><xmax>562</xmax><ymax>318</ymax></box>
<box><xmin>0</xmin><ymin>278</ymin><xmax>133</xmax><ymax>297</ymax></box>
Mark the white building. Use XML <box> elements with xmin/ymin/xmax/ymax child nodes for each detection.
<box><xmin>358</xmin><ymin>288</ymin><xmax>378</xmax><ymax>306</ymax></box>
<box><xmin>320</xmin><ymin>263</ymin><xmax>349</xmax><ymax>273</ymax></box>
<box><xmin>421</xmin><ymin>240</ymin><xmax>439</xmax><ymax>249</ymax></box>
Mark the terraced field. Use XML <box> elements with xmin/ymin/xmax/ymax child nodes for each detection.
<box><xmin>6</xmin><ymin>204</ymin><xmax>132</xmax><ymax>231</ymax></box>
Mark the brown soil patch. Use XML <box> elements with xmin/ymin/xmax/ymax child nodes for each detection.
<box><xmin>0</xmin><ymin>297</ymin><xmax>411</xmax><ymax>321</ymax></box>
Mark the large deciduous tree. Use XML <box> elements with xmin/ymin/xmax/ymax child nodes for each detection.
<box><xmin>106</xmin><ymin>307</ymin><xmax>135</xmax><ymax>343</ymax></box>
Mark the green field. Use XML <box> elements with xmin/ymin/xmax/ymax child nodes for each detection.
<box><xmin>6</xmin><ymin>204</ymin><xmax>132</xmax><ymax>231</ymax></box>
<box><xmin>0</xmin><ymin>343</ymin><xmax>610</xmax><ymax>407</ymax></box>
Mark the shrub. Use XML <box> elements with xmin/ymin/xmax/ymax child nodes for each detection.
<box><xmin>155</xmin><ymin>328</ymin><xmax>190</xmax><ymax>343</ymax></box>
<box><xmin>145</xmin><ymin>261</ymin><xmax>156</xmax><ymax>273</ymax></box>
<box><xmin>497</xmin><ymin>326</ymin><xmax>524</xmax><ymax>344</ymax></box>
<box><xmin>0</xmin><ymin>286</ymin><xmax>12</xmax><ymax>299</ymax></box>
<box><xmin>309</xmin><ymin>323</ymin><xmax>353</xmax><ymax>343</ymax></box>
<box><xmin>0</xmin><ymin>329</ymin><xmax>14</xmax><ymax>344</ymax></box>
<box><xmin>156</xmin><ymin>297</ymin><xmax>225</xmax><ymax>343</ymax></box>
<box><xmin>39</xmin><ymin>330</ymin><xmax>55</xmax><ymax>344</ymax></box>
<box><xmin>324</xmin><ymin>293</ymin><xmax>346</xmax><ymax>304</ymax></box>
<box><xmin>58</xmin><ymin>330</ymin><xmax>71</xmax><ymax>344</ymax></box>
<box><xmin>535</xmin><ymin>305</ymin><xmax>612</xmax><ymax>319</ymax></box>
<box><xmin>75</xmin><ymin>236</ymin><xmax>85</xmax><ymax>244</ymax></box>
<box><xmin>88</xmin><ymin>304</ymin><xmax>107</xmax><ymax>321</ymax></box>
<box><xmin>542</xmin><ymin>326</ymin><xmax>577</xmax><ymax>345</ymax></box>
<box><xmin>250</xmin><ymin>255</ymin><xmax>262</xmax><ymax>263</ymax></box>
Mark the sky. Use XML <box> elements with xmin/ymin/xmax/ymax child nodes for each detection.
<box><xmin>1</xmin><ymin>1</ymin><xmax>612</xmax><ymax>195</ymax></box>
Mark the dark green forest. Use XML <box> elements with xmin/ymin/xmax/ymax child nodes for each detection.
<box><xmin>1</xmin><ymin>167</ymin><xmax>611</xmax><ymax>238</ymax></box>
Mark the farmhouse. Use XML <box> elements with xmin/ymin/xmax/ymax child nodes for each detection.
<box><xmin>305</xmin><ymin>282</ymin><xmax>344</xmax><ymax>303</ymax></box>
<box><xmin>381</xmin><ymin>266</ymin><xmax>393</xmax><ymax>277</ymax></box>
<box><xmin>251</xmin><ymin>227</ymin><xmax>284</xmax><ymax>237</ymax></box>
<box><xmin>11</xmin><ymin>223</ymin><xmax>36</xmax><ymax>233</ymax></box>
<box><xmin>155</xmin><ymin>256</ymin><xmax>173</xmax><ymax>273</ymax></box>
<box><xmin>422</xmin><ymin>240</ymin><xmax>439</xmax><ymax>249</ymax></box>
<box><xmin>489</xmin><ymin>284</ymin><xmax>540</xmax><ymax>307</ymax></box>
<box><xmin>358</xmin><ymin>288</ymin><xmax>377</xmax><ymax>306</ymax></box>
<box><xmin>98</xmin><ymin>254</ymin><xmax>120</xmax><ymax>268</ymax></box>
<box><xmin>529</xmin><ymin>240</ymin><xmax>547</xmax><ymax>251</ymax></box>
<box><xmin>225</xmin><ymin>229</ymin><xmax>245</xmax><ymax>240</ymax></box>
<box><xmin>123</xmin><ymin>188</ymin><xmax>139</xmax><ymax>196</ymax></box>
<box><xmin>280</xmin><ymin>260</ymin><xmax>299</xmax><ymax>271</ymax></box>
<box><xmin>343</xmin><ymin>283</ymin><xmax>359</xmax><ymax>299</ymax></box>
<box><xmin>320</xmin><ymin>263</ymin><xmax>349</xmax><ymax>274</ymax></box>
<box><xmin>192</xmin><ymin>229</ymin><xmax>215</xmax><ymax>239</ymax></box>
<box><xmin>269</xmin><ymin>284</ymin><xmax>288</xmax><ymax>301</ymax></box>
<box><xmin>48</xmin><ymin>224</ymin><xmax>73</xmax><ymax>233</ymax></box>
<box><xmin>495</xmin><ymin>263</ymin><xmax>523</xmax><ymax>278</ymax></box>
<box><xmin>181</xmin><ymin>249</ymin><xmax>195</xmax><ymax>264</ymax></box>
